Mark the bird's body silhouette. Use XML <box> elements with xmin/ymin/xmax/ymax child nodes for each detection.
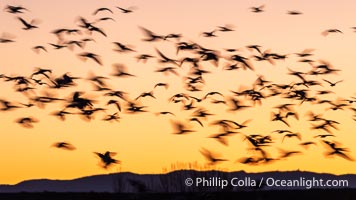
<box><xmin>111</xmin><ymin>64</ymin><xmax>135</xmax><ymax>77</ymax></box>
<box><xmin>271</xmin><ymin>112</ymin><xmax>290</xmax><ymax>127</ymax></box>
<box><xmin>113</xmin><ymin>42</ymin><xmax>136</xmax><ymax>53</ymax></box>
<box><xmin>201</xmin><ymin>30</ymin><xmax>217</xmax><ymax>37</ymax></box>
<box><xmin>156</xmin><ymin>111</ymin><xmax>175</xmax><ymax>116</ymax></box>
<box><xmin>154</xmin><ymin>83</ymin><xmax>169</xmax><ymax>89</ymax></box>
<box><xmin>300</xmin><ymin>141</ymin><xmax>316</xmax><ymax>149</ymax></box>
<box><xmin>135</xmin><ymin>91</ymin><xmax>155</xmax><ymax>100</ymax></box>
<box><xmin>190</xmin><ymin>117</ymin><xmax>204</xmax><ymax>127</ymax></box>
<box><xmin>5</xmin><ymin>5</ymin><xmax>28</xmax><ymax>14</ymax></box>
<box><xmin>322</xmin><ymin>141</ymin><xmax>353</xmax><ymax>161</ymax></box>
<box><xmin>171</xmin><ymin>120</ymin><xmax>195</xmax><ymax>134</ymax></box>
<box><xmin>200</xmin><ymin>148</ymin><xmax>228</xmax><ymax>165</ymax></box>
<box><xmin>0</xmin><ymin>32</ymin><xmax>16</xmax><ymax>43</ymax></box>
<box><xmin>52</xmin><ymin>142</ymin><xmax>76</xmax><ymax>150</ymax></box>
<box><xmin>155</xmin><ymin>66</ymin><xmax>179</xmax><ymax>76</ymax></box>
<box><xmin>66</xmin><ymin>91</ymin><xmax>94</xmax><ymax>110</ymax></box>
<box><xmin>93</xmin><ymin>7</ymin><xmax>113</xmax><ymax>15</ymax></box>
<box><xmin>103</xmin><ymin>112</ymin><xmax>120</xmax><ymax>122</ymax></box>
<box><xmin>126</xmin><ymin>101</ymin><xmax>147</xmax><ymax>114</ymax></box>
<box><xmin>107</xmin><ymin>100</ymin><xmax>121</xmax><ymax>111</ymax></box>
<box><xmin>136</xmin><ymin>54</ymin><xmax>155</xmax><ymax>63</ymax></box>
<box><xmin>139</xmin><ymin>27</ymin><xmax>164</xmax><ymax>42</ymax></box>
<box><xmin>79</xmin><ymin>52</ymin><xmax>102</xmax><ymax>65</ymax></box>
<box><xmin>17</xmin><ymin>17</ymin><xmax>39</xmax><ymax>30</ymax></box>
<box><xmin>49</xmin><ymin>43</ymin><xmax>67</xmax><ymax>50</ymax></box>
<box><xmin>279</xmin><ymin>149</ymin><xmax>301</xmax><ymax>159</ymax></box>
<box><xmin>250</xmin><ymin>5</ymin><xmax>265</xmax><ymax>13</ymax></box>
<box><xmin>32</xmin><ymin>45</ymin><xmax>47</xmax><ymax>53</ymax></box>
<box><xmin>0</xmin><ymin>99</ymin><xmax>20</xmax><ymax>111</ymax></box>
<box><xmin>155</xmin><ymin>49</ymin><xmax>178</xmax><ymax>65</ymax></box>
<box><xmin>209</xmin><ymin>130</ymin><xmax>237</xmax><ymax>146</ymax></box>
<box><xmin>322</xmin><ymin>29</ymin><xmax>343</xmax><ymax>36</ymax></box>
<box><xmin>227</xmin><ymin>97</ymin><xmax>251</xmax><ymax>111</ymax></box>
<box><xmin>323</xmin><ymin>79</ymin><xmax>343</xmax><ymax>87</ymax></box>
<box><xmin>287</xmin><ymin>10</ymin><xmax>303</xmax><ymax>15</ymax></box>
<box><xmin>88</xmin><ymin>26</ymin><xmax>107</xmax><ymax>37</ymax></box>
<box><xmin>117</xmin><ymin>6</ymin><xmax>136</xmax><ymax>13</ymax></box>
<box><xmin>105</xmin><ymin>90</ymin><xmax>127</xmax><ymax>101</ymax></box>
<box><xmin>282</xmin><ymin>133</ymin><xmax>301</xmax><ymax>142</ymax></box>
<box><xmin>16</xmin><ymin>117</ymin><xmax>39</xmax><ymax>128</ymax></box>
<box><xmin>94</xmin><ymin>151</ymin><xmax>120</xmax><ymax>168</ymax></box>
<box><xmin>51</xmin><ymin>110</ymin><xmax>72</xmax><ymax>121</ymax></box>
<box><xmin>96</xmin><ymin>17</ymin><xmax>115</xmax><ymax>22</ymax></box>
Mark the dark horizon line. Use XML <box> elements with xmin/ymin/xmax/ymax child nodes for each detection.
<box><xmin>2</xmin><ymin>168</ymin><xmax>355</xmax><ymax>186</ymax></box>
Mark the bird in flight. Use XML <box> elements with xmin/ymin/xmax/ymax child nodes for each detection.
<box><xmin>135</xmin><ymin>91</ymin><xmax>155</xmax><ymax>100</ymax></box>
<box><xmin>32</xmin><ymin>45</ymin><xmax>47</xmax><ymax>53</ymax></box>
<box><xmin>103</xmin><ymin>112</ymin><xmax>120</xmax><ymax>122</ymax></box>
<box><xmin>52</xmin><ymin>142</ymin><xmax>76</xmax><ymax>150</ymax></box>
<box><xmin>5</xmin><ymin>5</ymin><xmax>28</xmax><ymax>14</ymax></box>
<box><xmin>154</xmin><ymin>82</ymin><xmax>169</xmax><ymax>89</ymax></box>
<box><xmin>156</xmin><ymin>111</ymin><xmax>175</xmax><ymax>116</ymax></box>
<box><xmin>92</xmin><ymin>7</ymin><xmax>113</xmax><ymax>15</ymax></box>
<box><xmin>113</xmin><ymin>42</ymin><xmax>136</xmax><ymax>53</ymax></box>
<box><xmin>17</xmin><ymin>17</ymin><xmax>39</xmax><ymax>30</ymax></box>
<box><xmin>15</xmin><ymin>117</ymin><xmax>39</xmax><ymax>128</ymax></box>
<box><xmin>217</xmin><ymin>24</ymin><xmax>235</xmax><ymax>32</ymax></box>
<box><xmin>287</xmin><ymin>10</ymin><xmax>303</xmax><ymax>15</ymax></box>
<box><xmin>0</xmin><ymin>32</ymin><xmax>16</xmax><ymax>43</ymax></box>
<box><xmin>171</xmin><ymin>120</ymin><xmax>195</xmax><ymax>134</ymax></box>
<box><xmin>94</xmin><ymin>151</ymin><xmax>120</xmax><ymax>169</ymax></box>
<box><xmin>155</xmin><ymin>48</ymin><xmax>178</xmax><ymax>65</ymax></box>
<box><xmin>282</xmin><ymin>132</ymin><xmax>301</xmax><ymax>142</ymax></box>
<box><xmin>250</xmin><ymin>5</ymin><xmax>265</xmax><ymax>13</ymax></box>
<box><xmin>78</xmin><ymin>52</ymin><xmax>103</xmax><ymax>65</ymax></box>
<box><xmin>271</xmin><ymin>112</ymin><xmax>290</xmax><ymax>127</ymax></box>
<box><xmin>51</xmin><ymin>110</ymin><xmax>73</xmax><ymax>121</ymax></box>
<box><xmin>227</xmin><ymin>97</ymin><xmax>251</xmax><ymax>111</ymax></box>
<box><xmin>190</xmin><ymin>117</ymin><xmax>204</xmax><ymax>127</ymax></box>
<box><xmin>116</xmin><ymin>6</ymin><xmax>137</xmax><ymax>13</ymax></box>
<box><xmin>200</xmin><ymin>148</ymin><xmax>228</xmax><ymax>165</ymax></box>
<box><xmin>155</xmin><ymin>66</ymin><xmax>179</xmax><ymax>76</ymax></box>
<box><xmin>279</xmin><ymin>149</ymin><xmax>301</xmax><ymax>159</ymax></box>
<box><xmin>322</xmin><ymin>29</ymin><xmax>343</xmax><ymax>36</ymax></box>
<box><xmin>323</xmin><ymin>79</ymin><xmax>343</xmax><ymax>87</ymax></box>
<box><xmin>0</xmin><ymin>99</ymin><xmax>20</xmax><ymax>111</ymax></box>
<box><xmin>201</xmin><ymin>30</ymin><xmax>217</xmax><ymax>37</ymax></box>
<box><xmin>139</xmin><ymin>26</ymin><xmax>164</xmax><ymax>42</ymax></box>
<box><xmin>136</xmin><ymin>54</ymin><xmax>155</xmax><ymax>64</ymax></box>
<box><xmin>111</xmin><ymin>63</ymin><xmax>136</xmax><ymax>77</ymax></box>
<box><xmin>322</xmin><ymin>141</ymin><xmax>353</xmax><ymax>161</ymax></box>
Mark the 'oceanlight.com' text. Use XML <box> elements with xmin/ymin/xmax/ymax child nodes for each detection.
<box><xmin>184</xmin><ymin>176</ymin><xmax>349</xmax><ymax>189</ymax></box>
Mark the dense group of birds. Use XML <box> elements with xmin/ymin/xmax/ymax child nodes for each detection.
<box><xmin>1</xmin><ymin>3</ymin><xmax>356</xmax><ymax>170</ymax></box>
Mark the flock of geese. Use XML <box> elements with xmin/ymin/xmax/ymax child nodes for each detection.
<box><xmin>1</xmin><ymin>3</ymin><xmax>356</xmax><ymax>170</ymax></box>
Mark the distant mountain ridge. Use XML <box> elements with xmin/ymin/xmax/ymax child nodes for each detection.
<box><xmin>1</xmin><ymin>170</ymin><xmax>355</xmax><ymax>193</ymax></box>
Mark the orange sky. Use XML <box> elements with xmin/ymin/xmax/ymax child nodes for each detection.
<box><xmin>0</xmin><ymin>0</ymin><xmax>356</xmax><ymax>184</ymax></box>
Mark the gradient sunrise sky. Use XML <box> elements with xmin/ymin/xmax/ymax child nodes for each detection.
<box><xmin>0</xmin><ymin>0</ymin><xmax>356</xmax><ymax>184</ymax></box>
